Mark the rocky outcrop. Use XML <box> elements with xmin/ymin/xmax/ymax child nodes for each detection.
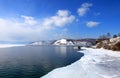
<box><xmin>96</xmin><ymin>37</ymin><xmax>120</xmax><ymax>51</ymax></box>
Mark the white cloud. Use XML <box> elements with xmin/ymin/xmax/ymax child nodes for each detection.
<box><xmin>57</xmin><ymin>10</ymin><xmax>69</xmax><ymax>17</ymax></box>
<box><xmin>21</xmin><ymin>15</ymin><xmax>37</xmax><ymax>25</ymax></box>
<box><xmin>86</xmin><ymin>21</ymin><xmax>100</xmax><ymax>27</ymax></box>
<box><xmin>43</xmin><ymin>10</ymin><xmax>75</xmax><ymax>27</ymax></box>
<box><xmin>0</xmin><ymin>18</ymin><xmax>44</xmax><ymax>41</ymax></box>
<box><xmin>0</xmin><ymin>10</ymin><xmax>75</xmax><ymax>41</ymax></box>
<box><xmin>78</xmin><ymin>3</ymin><xmax>92</xmax><ymax>16</ymax></box>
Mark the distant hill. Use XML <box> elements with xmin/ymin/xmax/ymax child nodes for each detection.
<box><xmin>53</xmin><ymin>38</ymin><xmax>97</xmax><ymax>47</ymax></box>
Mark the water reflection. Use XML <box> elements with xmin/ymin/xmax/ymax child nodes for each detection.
<box><xmin>0</xmin><ymin>46</ymin><xmax>83</xmax><ymax>78</ymax></box>
<box><xmin>55</xmin><ymin>46</ymin><xmax>67</xmax><ymax>57</ymax></box>
<box><xmin>60</xmin><ymin>46</ymin><xmax>67</xmax><ymax>55</ymax></box>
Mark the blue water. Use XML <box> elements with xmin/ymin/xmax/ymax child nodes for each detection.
<box><xmin>0</xmin><ymin>45</ymin><xmax>84</xmax><ymax>78</ymax></box>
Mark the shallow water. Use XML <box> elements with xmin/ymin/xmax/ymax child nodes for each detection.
<box><xmin>0</xmin><ymin>45</ymin><xmax>84</xmax><ymax>78</ymax></box>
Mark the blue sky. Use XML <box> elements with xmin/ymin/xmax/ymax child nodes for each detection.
<box><xmin>0</xmin><ymin>0</ymin><xmax>120</xmax><ymax>41</ymax></box>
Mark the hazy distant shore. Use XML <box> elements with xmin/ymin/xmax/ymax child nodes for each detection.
<box><xmin>0</xmin><ymin>44</ymin><xmax>25</xmax><ymax>48</ymax></box>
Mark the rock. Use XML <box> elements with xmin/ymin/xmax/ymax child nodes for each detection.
<box><xmin>96</xmin><ymin>37</ymin><xmax>120</xmax><ymax>51</ymax></box>
<box><xmin>112</xmin><ymin>42</ymin><xmax>120</xmax><ymax>51</ymax></box>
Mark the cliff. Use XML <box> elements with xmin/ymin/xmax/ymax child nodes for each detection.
<box><xmin>96</xmin><ymin>37</ymin><xmax>120</xmax><ymax>51</ymax></box>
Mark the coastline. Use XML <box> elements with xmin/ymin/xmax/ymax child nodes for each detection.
<box><xmin>42</xmin><ymin>47</ymin><xmax>120</xmax><ymax>78</ymax></box>
<box><xmin>1</xmin><ymin>45</ymin><xmax>120</xmax><ymax>78</ymax></box>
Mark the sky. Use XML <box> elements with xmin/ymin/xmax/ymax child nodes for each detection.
<box><xmin>0</xmin><ymin>0</ymin><xmax>120</xmax><ymax>42</ymax></box>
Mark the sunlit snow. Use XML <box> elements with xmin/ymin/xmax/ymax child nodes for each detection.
<box><xmin>42</xmin><ymin>47</ymin><xmax>120</xmax><ymax>78</ymax></box>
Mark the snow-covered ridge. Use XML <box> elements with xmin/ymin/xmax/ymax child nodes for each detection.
<box><xmin>54</xmin><ymin>39</ymin><xmax>74</xmax><ymax>45</ymax></box>
<box><xmin>27</xmin><ymin>38</ymin><xmax>95</xmax><ymax>46</ymax></box>
<box><xmin>28</xmin><ymin>42</ymin><xmax>43</xmax><ymax>45</ymax></box>
<box><xmin>53</xmin><ymin>39</ymin><xmax>93</xmax><ymax>46</ymax></box>
<box><xmin>42</xmin><ymin>47</ymin><xmax>120</xmax><ymax>78</ymax></box>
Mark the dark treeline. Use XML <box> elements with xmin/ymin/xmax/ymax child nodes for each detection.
<box><xmin>99</xmin><ymin>33</ymin><xmax>120</xmax><ymax>39</ymax></box>
<box><xmin>95</xmin><ymin>33</ymin><xmax>120</xmax><ymax>44</ymax></box>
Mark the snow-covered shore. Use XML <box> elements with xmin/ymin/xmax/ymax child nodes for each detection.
<box><xmin>0</xmin><ymin>44</ymin><xmax>25</xmax><ymax>48</ymax></box>
<box><xmin>42</xmin><ymin>47</ymin><xmax>120</xmax><ymax>78</ymax></box>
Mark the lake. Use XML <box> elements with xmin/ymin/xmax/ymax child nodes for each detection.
<box><xmin>0</xmin><ymin>45</ymin><xmax>84</xmax><ymax>78</ymax></box>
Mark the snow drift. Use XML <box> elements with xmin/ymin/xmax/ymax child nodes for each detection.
<box><xmin>42</xmin><ymin>47</ymin><xmax>120</xmax><ymax>78</ymax></box>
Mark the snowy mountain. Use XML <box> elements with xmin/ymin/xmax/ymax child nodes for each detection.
<box><xmin>29</xmin><ymin>42</ymin><xmax>43</xmax><ymax>45</ymax></box>
<box><xmin>53</xmin><ymin>39</ymin><xmax>74</xmax><ymax>46</ymax></box>
<box><xmin>53</xmin><ymin>39</ymin><xmax>93</xmax><ymax>47</ymax></box>
<box><xmin>27</xmin><ymin>38</ymin><xmax>95</xmax><ymax>46</ymax></box>
<box><xmin>27</xmin><ymin>41</ymin><xmax>53</xmax><ymax>46</ymax></box>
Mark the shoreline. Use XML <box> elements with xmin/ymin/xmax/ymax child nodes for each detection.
<box><xmin>0</xmin><ymin>45</ymin><xmax>120</xmax><ymax>78</ymax></box>
<box><xmin>0</xmin><ymin>44</ymin><xmax>25</xmax><ymax>48</ymax></box>
<box><xmin>42</xmin><ymin>47</ymin><xmax>120</xmax><ymax>78</ymax></box>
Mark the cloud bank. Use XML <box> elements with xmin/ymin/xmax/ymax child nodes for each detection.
<box><xmin>0</xmin><ymin>10</ymin><xmax>75</xmax><ymax>41</ymax></box>
<box><xmin>0</xmin><ymin>2</ymin><xmax>100</xmax><ymax>41</ymax></box>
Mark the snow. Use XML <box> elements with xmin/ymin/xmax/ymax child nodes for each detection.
<box><xmin>110</xmin><ymin>37</ymin><xmax>120</xmax><ymax>43</ymax></box>
<box><xmin>29</xmin><ymin>42</ymin><xmax>43</xmax><ymax>45</ymax></box>
<box><xmin>74</xmin><ymin>41</ymin><xmax>92</xmax><ymax>46</ymax></box>
<box><xmin>0</xmin><ymin>44</ymin><xmax>25</xmax><ymax>48</ymax></box>
<box><xmin>42</xmin><ymin>47</ymin><xmax>120</xmax><ymax>78</ymax></box>
<box><xmin>53</xmin><ymin>38</ymin><xmax>92</xmax><ymax>46</ymax></box>
<box><xmin>54</xmin><ymin>39</ymin><xmax>74</xmax><ymax>45</ymax></box>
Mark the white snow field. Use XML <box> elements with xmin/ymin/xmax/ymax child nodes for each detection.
<box><xmin>42</xmin><ymin>47</ymin><xmax>120</xmax><ymax>78</ymax></box>
<box><xmin>0</xmin><ymin>44</ymin><xmax>25</xmax><ymax>48</ymax></box>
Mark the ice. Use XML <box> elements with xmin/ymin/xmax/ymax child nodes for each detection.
<box><xmin>42</xmin><ymin>47</ymin><xmax>120</xmax><ymax>78</ymax></box>
<box><xmin>0</xmin><ymin>44</ymin><xmax>25</xmax><ymax>48</ymax></box>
